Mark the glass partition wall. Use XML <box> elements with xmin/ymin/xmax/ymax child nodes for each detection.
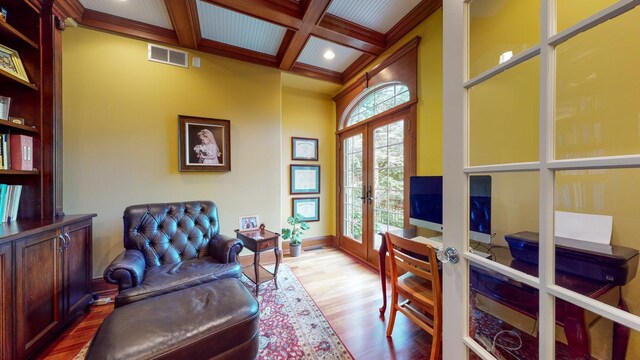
<box><xmin>443</xmin><ymin>0</ymin><xmax>640</xmax><ymax>358</ymax></box>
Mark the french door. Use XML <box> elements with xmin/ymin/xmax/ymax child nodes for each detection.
<box><xmin>444</xmin><ymin>1</ymin><xmax>640</xmax><ymax>359</ymax></box>
<box><xmin>338</xmin><ymin>108</ymin><xmax>415</xmax><ymax>267</ymax></box>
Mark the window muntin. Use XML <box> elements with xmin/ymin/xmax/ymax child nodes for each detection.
<box><xmin>346</xmin><ymin>83</ymin><xmax>410</xmax><ymax>127</ymax></box>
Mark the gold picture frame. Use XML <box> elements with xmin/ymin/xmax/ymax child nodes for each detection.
<box><xmin>0</xmin><ymin>44</ymin><xmax>29</xmax><ymax>83</ymax></box>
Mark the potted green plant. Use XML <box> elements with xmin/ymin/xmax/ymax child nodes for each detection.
<box><xmin>281</xmin><ymin>213</ymin><xmax>310</xmax><ymax>257</ymax></box>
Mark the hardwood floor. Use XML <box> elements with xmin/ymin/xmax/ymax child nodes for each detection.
<box><xmin>38</xmin><ymin>246</ymin><xmax>433</xmax><ymax>359</ymax></box>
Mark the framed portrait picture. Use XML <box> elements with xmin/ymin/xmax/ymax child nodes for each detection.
<box><xmin>239</xmin><ymin>215</ymin><xmax>260</xmax><ymax>231</ymax></box>
<box><xmin>0</xmin><ymin>44</ymin><xmax>29</xmax><ymax>83</ymax></box>
<box><xmin>179</xmin><ymin>115</ymin><xmax>231</xmax><ymax>172</ymax></box>
<box><xmin>292</xmin><ymin>197</ymin><xmax>320</xmax><ymax>222</ymax></box>
<box><xmin>290</xmin><ymin>165</ymin><xmax>320</xmax><ymax>194</ymax></box>
<box><xmin>291</xmin><ymin>137</ymin><xmax>318</xmax><ymax>161</ymax></box>
<box><xmin>0</xmin><ymin>96</ymin><xmax>10</xmax><ymax>120</ymax></box>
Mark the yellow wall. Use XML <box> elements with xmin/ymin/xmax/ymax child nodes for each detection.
<box><xmin>342</xmin><ymin>8</ymin><xmax>444</xmax><ymax>176</ymax></box>
<box><xmin>469</xmin><ymin>2</ymin><xmax>640</xmax><ymax>357</ymax></box>
<box><xmin>281</xmin><ymin>87</ymin><xmax>336</xmax><ymax>239</ymax></box>
<box><xmin>63</xmin><ymin>27</ymin><xmax>285</xmax><ymax>277</ymax></box>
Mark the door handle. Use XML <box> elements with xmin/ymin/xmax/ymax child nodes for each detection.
<box><xmin>58</xmin><ymin>234</ymin><xmax>65</xmax><ymax>253</ymax></box>
<box><xmin>437</xmin><ymin>247</ymin><xmax>460</xmax><ymax>264</ymax></box>
<box><xmin>64</xmin><ymin>233</ymin><xmax>71</xmax><ymax>250</ymax></box>
<box><xmin>367</xmin><ymin>185</ymin><xmax>373</xmax><ymax>204</ymax></box>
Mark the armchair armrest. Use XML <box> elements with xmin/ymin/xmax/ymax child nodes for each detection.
<box><xmin>211</xmin><ymin>233</ymin><xmax>244</xmax><ymax>263</ymax></box>
<box><xmin>103</xmin><ymin>249</ymin><xmax>146</xmax><ymax>291</ymax></box>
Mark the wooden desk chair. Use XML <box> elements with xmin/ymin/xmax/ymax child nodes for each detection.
<box><xmin>385</xmin><ymin>232</ymin><xmax>442</xmax><ymax>360</ymax></box>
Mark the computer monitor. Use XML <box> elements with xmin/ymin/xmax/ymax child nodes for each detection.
<box><xmin>408</xmin><ymin>175</ymin><xmax>492</xmax><ymax>244</ymax></box>
<box><xmin>469</xmin><ymin>175</ymin><xmax>492</xmax><ymax>244</ymax></box>
<box><xmin>409</xmin><ymin>176</ymin><xmax>443</xmax><ymax>232</ymax></box>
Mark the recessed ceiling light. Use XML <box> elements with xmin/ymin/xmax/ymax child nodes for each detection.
<box><xmin>323</xmin><ymin>50</ymin><xmax>335</xmax><ymax>60</ymax></box>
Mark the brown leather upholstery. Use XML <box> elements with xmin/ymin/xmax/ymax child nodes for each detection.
<box><xmin>104</xmin><ymin>201</ymin><xmax>244</xmax><ymax>307</ymax></box>
<box><xmin>86</xmin><ymin>278</ymin><xmax>259</xmax><ymax>360</ymax></box>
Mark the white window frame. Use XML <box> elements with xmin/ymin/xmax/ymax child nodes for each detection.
<box><xmin>443</xmin><ymin>0</ymin><xmax>640</xmax><ymax>359</ymax></box>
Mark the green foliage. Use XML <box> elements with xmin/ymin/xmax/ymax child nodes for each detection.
<box><xmin>281</xmin><ymin>213</ymin><xmax>310</xmax><ymax>245</ymax></box>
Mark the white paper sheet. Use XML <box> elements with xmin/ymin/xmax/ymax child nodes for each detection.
<box><xmin>555</xmin><ymin>210</ymin><xmax>612</xmax><ymax>245</ymax></box>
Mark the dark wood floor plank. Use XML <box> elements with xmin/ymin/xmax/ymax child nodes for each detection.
<box><xmin>38</xmin><ymin>246</ymin><xmax>433</xmax><ymax>359</ymax></box>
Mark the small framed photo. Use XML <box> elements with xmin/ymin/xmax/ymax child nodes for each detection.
<box><xmin>239</xmin><ymin>215</ymin><xmax>260</xmax><ymax>231</ymax></box>
<box><xmin>0</xmin><ymin>96</ymin><xmax>10</xmax><ymax>120</ymax></box>
<box><xmin>291</xmin><ymin>137</ymin><xmax>318</xmax><ymax>161</ymax></box>
<box><xmin>290</xmin><ymin>165</ymin><xmax>320</xmax><ymax>194</ymax></box>
<box><xmin>0</xmin><ymin>44</ymin><xmax>29</xmax><ymax>83</ymax></box>
<box><xmin>179</xmin><ymin>115</ymin><xmax>231</xmax><ymax>172</ymax></box>
<box><xmin>292</xmin><ymin>197</ymin><xmax>320</xmax><ymax>222</ymax></box>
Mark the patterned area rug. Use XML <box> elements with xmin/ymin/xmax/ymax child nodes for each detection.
<box><xmin>74</xmin><ymin>264</ymin><xmax>352</xmax><ymax>360</ymax></box>
<box><xmin>244</xmin><ymin>263</ymin><xmax>353</xmax><ymax>359</ymax></box>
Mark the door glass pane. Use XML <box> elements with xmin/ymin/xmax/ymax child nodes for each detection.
<box><xmin>343</xmin><ymin>134</ymin><xmax>364</xmax><ymax>242</ymax></box>
<box><xmin>469</xmin><ymin>57</ymin><xmax>540</xmax><ymax>166</ymax></box>
<box><xmin>555</xmin><ymin>7</ymin><xmax>640</xmax><ymax>159</ymax></box>
<box><xmin>554</xmin><ymin>168</ymin><xmax>640</xmax><ymax>320</ymax></box>
<box><xmin>555</xmin><ymin>302</ymin><xmax>637</xmax><ymax>359</ymax></box>
<box><xmin>469</xmin><ymin>0</ymin><xmax>540</xmax><ymax>78</ymax></box>
<box><xmin>469</xmin><ymin>266</ymin><xmax>540</xmax><ymax>358</ymax></box>
<box><xmin>468</xmin><ymin>172</ymin><xmax>539</xmax><ymax>268</ymax></box>
<box><xmin>557</xmin><ymin>0</ymin><xmax>619</xmax><ymax>33</ymax></box>
<box><xmin>373</xmin><ymin>121</ymin><xmax>404</xmax><ymax>250</ymax></box>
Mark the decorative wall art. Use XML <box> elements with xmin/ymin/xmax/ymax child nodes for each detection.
<box><xmin>291</xmin><ymin>137</ymin><xmax>318</xmax><ymax>161</ymax></box>
<box><xmin>290</xmin><ymin>165</ymin><xmax>320</xmax><ymax>194</ymax></box>
<box><xmin>292</xmin><ymin>197</ymin><xmax>319</xmax><ymax>222</ymax></box>
<box><xmin>179</xmin><ymin>115</ymin><xmax>231</xmax><ymax>172</ymax></box>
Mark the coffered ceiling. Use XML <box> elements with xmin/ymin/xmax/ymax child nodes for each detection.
<box><xmin>71</xmin><ymin>0</ymin><xmax>441</xmax><ymax>84</ymax></box>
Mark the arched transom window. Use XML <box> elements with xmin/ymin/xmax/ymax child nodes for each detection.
<box><xmin>346</xmin><ymin>82</ymin><xmax>410</xmax><ymax>127</ymax></box>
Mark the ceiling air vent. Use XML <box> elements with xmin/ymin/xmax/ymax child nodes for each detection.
<box><xmin>148</xmin><ymin>44</ymin><xmax>188</xmax><ymax>68</ymax></box>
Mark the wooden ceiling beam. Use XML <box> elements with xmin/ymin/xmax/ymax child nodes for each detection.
<box><xmin>201</xmin><ymin>0</ymin><xmax>302</xmax><ymax>29</ymax></box>
<box><xmin>198</xmin><ymin>39</ymin><xmax>280</xmax><ymax>68</ymax></box>
<box><xmin>164</xmin><ymin>0</ymin><xmax>200</xmax><ymax>49</ymax></box>
<box><xmin>314</xmin><ymin>14</ymin><xmax>385</xmax><ymax>55</ymax></box>
<box><xmin>386</xmin><ymin>0</ymin><xmax>441</xmax><ymax>45</ymax></box>
<box><xmin>279</xmin><ymin>0</ymin><xmax>332</xmax><ymax>71</ymax></box>
<box><xmin>53</xmin><ymin>0</ymin><xmax>84</xmax><ymax>20</ymax></box>
<box><xmin>291</xmin><ymin>63</ymin><xmax>343</xmax><ymax>83</ymax></box>
<box><xmin>81</xmin><ymin>10</ymin><xmax>180</xmax><ymax>46</ymax></box>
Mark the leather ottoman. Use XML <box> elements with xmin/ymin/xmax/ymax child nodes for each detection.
<box><xmin>86</xmin><ymin>278</ymin><xmax>259</xmax><ymax>360</ymax></box>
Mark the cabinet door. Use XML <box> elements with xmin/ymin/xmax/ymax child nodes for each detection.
<box><xmin>15</xmin><ymin>230</ymin><xmax>63</xmax><ymax>359</ymax></box>
<box><xmin>0</xmin><ymin>241</ymin><xmax>13</xmax><ymax>360</ymax></box>
<box><xmin>63</xmin><ymin>219</ymin><xmax>93</xmax><ymax>317</ymax></box>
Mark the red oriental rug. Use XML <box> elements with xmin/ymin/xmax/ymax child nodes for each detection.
<box><xmin>242</xmin><ymin>263</ymin><xmax>353</xmax><ymax>360</ymax></box>
<box><xmin>75</xmin><ymin>263</ymin><xmax>352</xmax><ymax>360</ymax></box>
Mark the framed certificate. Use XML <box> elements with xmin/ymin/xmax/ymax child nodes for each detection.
<box><xmin>290</xmin><ymin>165</ymin><xmax>320</xmax><ymax>194</ymax></box>
<box><xmin>291</xmin><ymin>137</ymin><xmax>318</xmax><ymax>161</ymax></box>
<box><xmin>292</xmin><ymin>197</ymin><xmax>319</xmax><ymax>222</ymax></box>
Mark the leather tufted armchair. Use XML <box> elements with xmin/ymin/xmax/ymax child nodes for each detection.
<box><xmin>104</xmin><ymin>201</ymin><xmax>244</xmax><ymax>307</ymax></box>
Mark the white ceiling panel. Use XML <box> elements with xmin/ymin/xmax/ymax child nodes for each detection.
<box><xmin>327</xmin><ymin>0</ymin><xmax>421</xmax><ymax>33</ymax></box>
<box><xmin>80</xmin><ymin>0</ymin><xmax>173</xmax><ymax>29</ymax></box>
<box><xmin>297</xmin><ymin>36</ymin><xmax>363</xmax><ymax>73</ymax></box>
<box><xmin>196</xmin><ymin>1</ymin><xmax>286</xmax><ymax>56</ymax></box>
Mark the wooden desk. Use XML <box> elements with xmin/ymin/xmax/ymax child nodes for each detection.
<box><xmin>378</xmin><ymin>230</ymin><xmax>630</xmax><ymax>360</ymax></box>
<box><xmin>236</xmin><ymin>229</ymin><xmax>281</xmax><ymax>296</ymax></box>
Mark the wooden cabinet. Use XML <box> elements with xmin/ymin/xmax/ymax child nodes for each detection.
<box><xmin>0</xmin><ymin>241</ymin><xmax>13</xmax><ymax>360</ymax></box>
<box><xmin>63</xmin><ymin>219</ymin><xmax>93</xmax><ymax>318</ymax></box>
<box><xmin>2</xmin><ymin>215</ymin><xmax>95</xmax><ymax>359</ymax></box>
<box><xmin>15</xmin><ymin>229</ymin><xmax>63</xmax><ymax>360</ymax></box>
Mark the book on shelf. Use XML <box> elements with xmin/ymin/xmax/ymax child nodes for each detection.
<box><xmin>0</xmin><ymin>184</ymin><xmax>22</xmax><ymax>223</ymax></box>
<box><xmin>10</xmin><ymin>134</ymin><xmax>33</xmax><ymax>171</ymax></box>
<box><xmin>0</xmin><ymin>134</ymin><xmax>8</xmax><ymax>170</ymax></box>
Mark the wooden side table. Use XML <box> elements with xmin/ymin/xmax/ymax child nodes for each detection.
<box><xmin>235</xmin><ymin>229</ymin><xmax>281</xmax><ymax>296</ymax></box>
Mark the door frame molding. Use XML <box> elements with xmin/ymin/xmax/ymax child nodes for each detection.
<box><xmin>336</xmin><ymin>105</ymin><xmax>417</xmax><ymax>267</ymax></box>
